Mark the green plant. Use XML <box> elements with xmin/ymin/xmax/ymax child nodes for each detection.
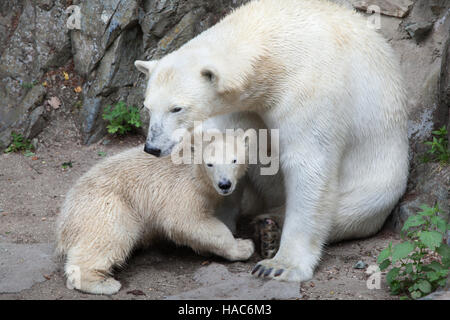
<box><xmin>4</xmin><ymin>132</ymin><xmax>34</xmax><ymax>154</ymax></box>
<box><xmin>73</xmin><ymin>100</ymin><xmax>83</xmax><ymax>109</ymax></box>
<box><xmin>21</xmin><ymin>80</ymin><xmax>38</xmax><ymax>89</ymax></box>
<box><xmin>62</xmin><ymin>161</ymin><xmax>73</xmax><ymax>169</ymax></box>
<box><xmin>423</xmin><ymin>126</ymin><xmax>449</xmax><ymax>164</ymax></box>
<box><xmin>378</xmin><ymin>204</ymin><xmax>450</xmax><ymax>299</ymax></box>
<box><xmin>102</xmin><ymin>101</ymin><xmax>141</xmax><ymax>135</ymax></box>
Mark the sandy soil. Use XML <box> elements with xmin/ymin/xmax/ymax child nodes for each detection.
<box><xmin>0</xmin><ymin>113</ymin><xmax>401</xmax><ymax>300</ymax></box>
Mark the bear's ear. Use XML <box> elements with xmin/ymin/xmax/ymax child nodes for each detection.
<box><xmin>201</xmin><ymin>66</ymin><xmax>238</xmax><ymax>94</ymax></box>
<box><xmin>201</xmin><ymin>63</ymin><xmax>249</xmax><ymax>94</ymax></box>
<box><xmin>135</xmin><ymin>60</ymin><xmax>158</xmax><ymax>77</ymax></box>
<box><xmin>201</xmin><ymin>67</ymin><xmax>219</xmax><ymax>85</ymax></box>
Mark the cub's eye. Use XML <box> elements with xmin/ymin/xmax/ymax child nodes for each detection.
<box><xmin>171</xmin><ymin>107</ymin><xmax>183</xmax><ymax>113</ymax></box>
<box><xmin>232</xmin><ymin>159</ymin><xmax>237</xmax><ymax>164</ymax></box>
<box><xmin>207</xmin><ymin>163</ymin><xmax>213</xmax><ymax>167</ymax></box>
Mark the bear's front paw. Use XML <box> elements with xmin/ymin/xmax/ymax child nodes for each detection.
<box><xmin>226</xmin><ymin>238</ymin><xmax>255</xmax><ymax>261</ymax></box>
<box><xmin>251</xmin><ymin>258</ymin><xmax>314</xmax><ymax>282</ymax></box>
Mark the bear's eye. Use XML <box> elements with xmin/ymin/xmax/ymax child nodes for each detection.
<box><xmin>207</xmin><ymin>163</ymin><xmax>213</xmax><ymax>167</ymax></box>
<box><xmin>232</xmin><ymin>159</ymin><xmax>237</xmax><ymax>164</ymax></box>
<box><xmin>171</xmin><ymin>107</ymin><xmax>183</xmax><ymax>113</ymax></box>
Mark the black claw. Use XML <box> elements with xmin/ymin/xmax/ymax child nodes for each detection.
<box><xmin>252</xmin><ymin>264</ymin><xmax>262</xmax><ymax>275</ymax></box>
<box><xmin>274</xmin><ymin>269</ymin><xmax>284</xmax><ymax>277</ymax></box>
<box><xmin>258</xmin><ymin>266</ymin><xmax>265</xmax><ymax>277</ymax></box>
<box><xmin>264</xmin><ymin>268</ymin><xmax>273</xmax><ymax>277</ymax></box>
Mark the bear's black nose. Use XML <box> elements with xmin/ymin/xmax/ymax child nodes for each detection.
<box><xmin>144</xmin><ymin>145</ymin><xmax>161</xmax><ymax>157</ymax></box>
<box><xmin>218</xmin><ymin>180</ymin><xmax>232</xmax><ymax>190</ymax></box>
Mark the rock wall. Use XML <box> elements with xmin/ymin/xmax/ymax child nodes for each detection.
<box><xmin>72</xmin><ymin>0</ymin><xmax>247</xmax><ymax>144</ymax></box>
<box><xmin>0</xmin><ymin>0</ymin><xmax>448</xmax><ymax>228</ymax></box>
<box><xmin>0</xmin><ymin>0</ymin><xmax>247</xmax><ymax>147</ymax></box>
<box><xmin>0</xmin><ymin>0</ymin><xmax>72</xmax><ymax>148</ymax></box>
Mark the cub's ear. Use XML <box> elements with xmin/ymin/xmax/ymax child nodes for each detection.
<box><xmin>135</xmin><ymin>60</ymin><xmax>158</xmax><ymax>77</ymax></box>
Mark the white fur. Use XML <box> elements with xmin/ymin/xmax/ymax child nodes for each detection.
<box><xmin>56</xmin><ymin>143</ymin><xmax>252</xmax><ymax>295</ymax></box>
<box><xmin>200</xmin><ymin>112</ymin><xmax>285</xmax><ymax>221</ymax></box>
<box><xmin>135</xmin><ymin>0</ymin><xmax>409</xmax><ymax>282</ymax></box>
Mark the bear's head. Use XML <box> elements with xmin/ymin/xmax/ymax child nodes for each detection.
<box><xmin>201</xmin><ymin>130</ymin><xmax>249</xmax><ymax>196</ymax></box>
<box><xmin>135</xmin><ymin>48</ymin><xmax>252</xmax><ymax>157</ymax></box>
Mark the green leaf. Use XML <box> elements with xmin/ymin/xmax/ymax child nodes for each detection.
<box><xmin>386</xmin><ymin>267</ymin><xmax>400</xmax><ymax>285</ymax></box>
<box><xmin>62</xmin><ymin>161</ymin><xmax>73</xmax><ymax>169</ymax></box>
<box><xmin>408</xmin><ymin>283</ymin><xmax>419</xmax><ymax>292</ymax></box>
<box><xmin>410</xmin><ymin>290</ymin><xmax>423</xmax><ymax>299</ymax></box>
<box><xmin>389</xmin><ymin>280</ymin><xmax>401</xmax><ymax>295</ymax></box>
<box><xmin>402</xmin><ymin>215</ymin><xmax>426</xmax><ymax>231</ymax></box>
<box><xmin>417</xmin><ymin>280</ymin><xmax>432</xmax><ymax>294</ymax></box>
<box><xmin>106</xmin><ymin>125</ymin><xmax>119</xmax><ymax>134</ymax></box>
<box><xmin>430</xmin><ymin>216</ymin><xmax>447</xmax><ymax>233</ymax></box>
<box><xmin>392</xmin><ymin>241</ymin><xmax>416</xmax><ymax>262</ymax></box>
<box><xmin>426</xmin><ymin>271</ymin><xmax>439</xmax><ymax>282</ymax></box>
<box><xmin>426</xmin><ymin>268</ymin><xmax>448</xmax><ymax>282</ymax></box>
<box><xmin>377</xmin><ymin>247</ymin><xmax>392</xmax><ymax>263</ymax></box>
<box><xmin>419</xmin><ymin>231</ymin><xmax>443</xmax><ymax>250</ymax></box>
<box><xmin>436</xmin><ymin>244</ymin><xmax>450</xmax><ymax>267</ymax></box>
<box><xmin>404</xmin><ymin>263</ymin><xmax>414</xmax><ymax>274</ymax></box>
<box><xmin>437</xmin><ymin>278</ymin><xmax>448</xmax><ymax>287</ymax></box>
<box><xmin>379</xmin><ymin>259</ymin><xmax>391</xmax><ymax>271</ymax></box>
<box><xmin>439</xmin><ymin>269</ymin><xmax>449</xmax><ymax>277</ymax></box>
<box><xmin>418</xmin><ymin>205</ymin><xmax>436</xmax><ymax>217</ymax></box>
<box><xmin>428</xmin><ymin>261</ymin><xmax>445</xmax><ymax>272</ymax></box>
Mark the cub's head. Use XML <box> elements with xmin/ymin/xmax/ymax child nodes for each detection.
<box><xmin>135</xmin><ymin>48</ymin><xmax>249</xmax><ymax>157</ymax></box>
<box><xmin>201</xmin><ymin>132</ymin><xmax>249</xmax><ymax>196</ymax></box>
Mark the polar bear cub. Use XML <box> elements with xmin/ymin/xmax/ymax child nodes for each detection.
<box><xmin>56</xmin><ymin>137</ymin><xmax>252</xmax><ymax>295</ymax></box>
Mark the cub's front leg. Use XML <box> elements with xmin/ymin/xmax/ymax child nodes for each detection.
<box><xmin>167</xmin><ymin>215</ymin><xmax>255</xmax><ymax>261</ymax></box>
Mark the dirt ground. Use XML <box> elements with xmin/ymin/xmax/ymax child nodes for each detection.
<box><xmin>0</xmin><ymin>113</ymin><xmax>402</xmax><ymax>300</ymax></box>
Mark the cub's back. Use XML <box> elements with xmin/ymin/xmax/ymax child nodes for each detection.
<box><xmin>65</xmin><ymin>147</ymin><xmax>196</xmax><ymax>212</ymax></box>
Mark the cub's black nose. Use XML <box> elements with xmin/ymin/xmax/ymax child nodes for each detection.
<box><xmin>218</xmin><ymin>180</ymin><xmax>232</xmax><ymax>190</ymax></box>
<box><xmin>144</xmin><ymin>145</ymin><xmax>161</xmax><ymax>157</ymax></box>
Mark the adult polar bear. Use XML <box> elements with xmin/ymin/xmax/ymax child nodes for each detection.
<box><xmin>135</xmin><ymin>0</ymin><xmax>409</xmax><ymax>282</ymax></box>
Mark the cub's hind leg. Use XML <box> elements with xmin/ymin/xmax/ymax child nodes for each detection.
<box><xmin>62</xmin><ymin>201</ymin><xmax>143</xmax><ymax>295</ymax></box>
